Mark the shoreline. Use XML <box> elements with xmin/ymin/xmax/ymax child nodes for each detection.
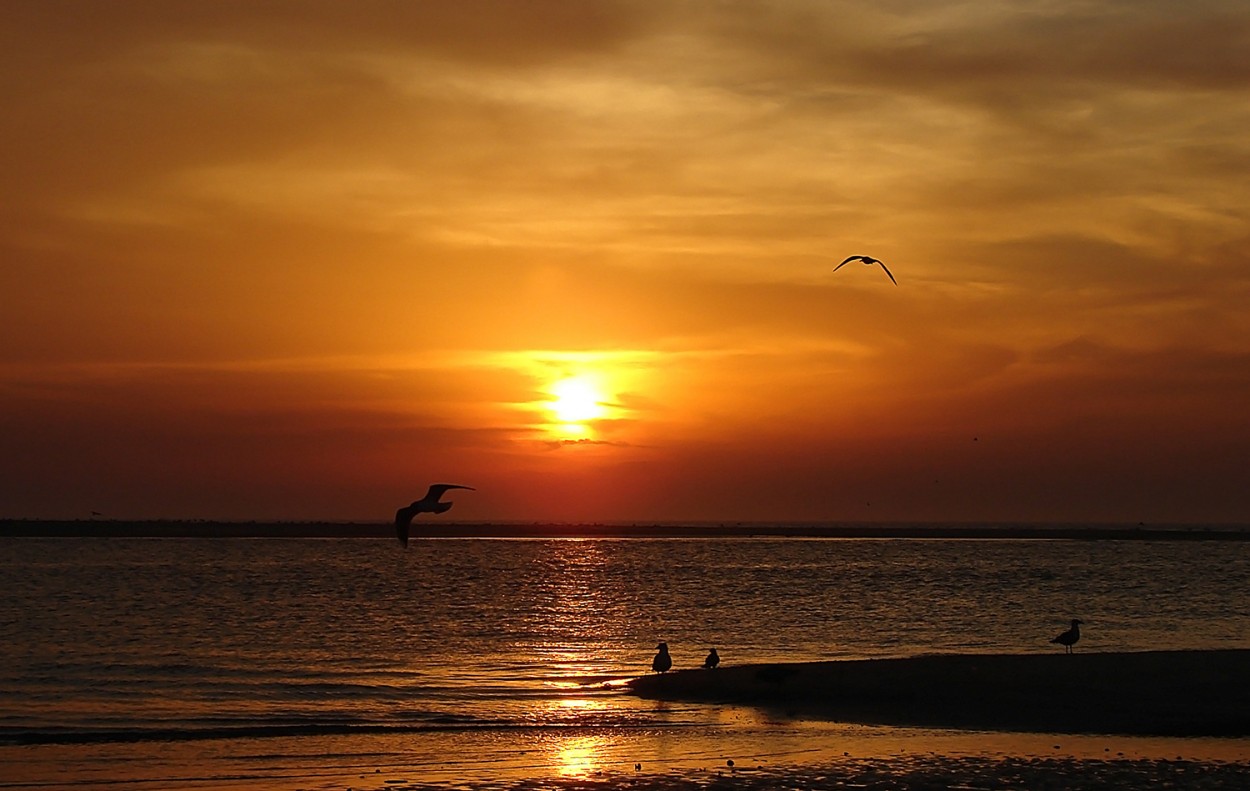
<box><xmin>628</xmin><ymin>650</ymin><xmax>1250</xmax><ymax>737</ymax></box>
<box><xmin>8</xmin><ymin>736</ymin><xmax>1250</xmax><ymax>791</ymax></box>
<box><xmin>4</xmin><ymin>519</ymin><xmax>1250</xmax><ymax>540</ymax></box>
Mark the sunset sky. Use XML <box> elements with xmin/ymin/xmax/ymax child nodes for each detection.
<box><xmin>3</xmin><ymin>1</ymin><xmax>1249</xmax><ymax>524</ymax></box>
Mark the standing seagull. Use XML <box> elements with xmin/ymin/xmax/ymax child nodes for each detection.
<box><xmin>652</xmin><ymin>642</ymin><xmax>673</xmax><ymax>674</ymax></box>
<box><xmin>1050</xmin><ymin>619</ymin><xmax>1084</xmax><ymax>654</ymax></box>
<box><xmin>835</xmin><ymin>255</ymin><xmax>897</xmax><ymax>285</ymax></box>
<box><xmin>703</xmin><ymin>648</ymin><xmax>720</xmax><ymax>670</ymax></box>
<box><xmin>394</xmin><ymin>484</ymin><xmax>474</xmax><ymax>547</ymax></box>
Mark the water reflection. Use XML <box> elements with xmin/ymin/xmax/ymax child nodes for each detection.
<box><xmin>515</xmin><ymin>540</ymin><xmax>622</xmax><ymax>667</ymax></box>
<box><xmin>553</xmin><ymin>734</ymin><xmax>612</xmax><ymax>777</ymax></box>
<box><xmin>545</xmin><ymin>695</ymin><xmax>618</xmax><ymax>722</ymax></box>
<box><xmin>9</xmin><ymin>537</ymin><xmax>1250</xmax><ymax>791</ymax></box>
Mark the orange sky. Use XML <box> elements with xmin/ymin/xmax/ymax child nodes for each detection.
<box><xmin>3</xmin><ymin>2</ymin><xmax>1249</xmax><ymax>523</ymax></box>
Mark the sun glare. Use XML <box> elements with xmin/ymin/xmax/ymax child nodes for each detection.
<box><xmin>549</xmin><ymin>376</ymin><xmax>607</xmax><ymax>424</ymax></box>
<box><xmin>505</xmin><ymin>351</ymin><xmax>652</xmax><ymax>442</ymax></box>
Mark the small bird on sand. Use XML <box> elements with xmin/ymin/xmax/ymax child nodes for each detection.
<box><xmin>703</xmin><ymin>648</ymin><xmax>720</xmax><ymax>669</ymax></box>
<box><xmin>834</xmin><ymin>255</ymin><xmax>897</xmax><ymax>285</ymax></box>
<box><xmin>394</xmin><ymin>484</ymin><xmax>474</xmax><ymax>547</ymax></box>
<box><xmin>1050</xmin><ymin>619</ymin><xmax>1084</xmax><ymax>653</ymax></box>
<box><xmin>652</xmin><ymin>642</ymin><xmax>672</xmax><ymax>673</ymax></box>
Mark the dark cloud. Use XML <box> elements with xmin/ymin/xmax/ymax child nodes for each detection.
<box><xmin>701</xmin><ymin>2</ymin><xmax>1250</xmax><ymax>100</ymax></box>
<box><xmin>0</xmin><ymin>1</ymin><xmax>655</xmax><ymax>218</ymax></box>
<box><xmin>545</xmin><ymin>438</ymin><xmax>633</xmax><ymax>449</ymax></box>
<box><xmin>2</xmin><ymin>1</ymin><xmax>651</xmax><ymax>70</ymax></box>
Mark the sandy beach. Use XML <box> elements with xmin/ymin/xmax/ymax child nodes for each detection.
<box><xmin>8</xmin><ymin>653</ymin><xmax>1250</xmax><ymax>790</ymax></box>
<box><xmin>628</xmin><ymin>650</ymin><xmax>1250</xmax><ymax>737</ymax></box>
<box><xmin>10</xmin><ymin>724</ymin><xmax>1250</xmax><ymax>791</ymax></box>
<box><xmin>355</xmin><ymin>759</ymin><xmax>1250</xmax><ymax>791</ymax></box>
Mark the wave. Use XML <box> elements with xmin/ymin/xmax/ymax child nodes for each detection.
<box><xmin>0</xmin><ymin>715</ymin><xmax>686</xmax><ymax>746</ymax></box>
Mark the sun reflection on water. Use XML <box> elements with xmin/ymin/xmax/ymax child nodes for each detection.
<box><xmin>507</xmin><ymin>540</ymin><xmax>644</xmax><ymax>727</ymax></box>
<box><xmin>553</xmin><ymin>734</ymin><xmax>612</xmax><ymax>778</ymax></box>
<box><xmin>545</xmin><ymin>696</ymin><xmax>618</xmax><ymax>721</ymax></box>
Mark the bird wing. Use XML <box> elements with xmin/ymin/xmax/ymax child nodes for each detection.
<box><xmin>394</xmin><ymin>506</ymin><xmax>414</xmax><ymax>547</ymax></box>
<box><xmin>835</xmin><ymin>255</ymin><xmax>863</xmax><ymax>269</ymax></box>
<box><xmin>875</xmin><ymin>260</ymin><xmax>898</xmax><ymax>285</ymax></box>
<box><xmin>395</xmin><ymin>505</ymin><xmax>414</xmax><ymax>526</ymax></box>
<box><xmin>424</xmin><ymin>483</ymin><xmax>475</xmax><ymax>500</ymax></box>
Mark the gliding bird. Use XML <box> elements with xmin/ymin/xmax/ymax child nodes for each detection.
<box><xmin>394</xmin><ymin>484</ymin><xmax>475</xmax><ymax>547</ymax></box>
<box><xmin>835</xmin><ymin>255</ymin><xmax>897</xmax><ymax>285</ymax></box>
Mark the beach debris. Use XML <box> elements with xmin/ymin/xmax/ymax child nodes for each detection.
<box><xmin>834</xmin><ymin>254</ymin><xmax>897</xmax><ymax>285</ymax></box>
<box><xmin>703</xmin><ymin>648</ymin><xmax>720</xmax><ymax>669</ymax></box>
<box><xmin>1050</xmin><ymin>619</ymin><xmax>1084</xmax><ymax>653</ymax></box>
<box><xmin>652</xmin><ymin>642</ymin><xmax>672</xmax><ymax>673</ymax></box>
<box><xmin>394</xmin><ymin>484</ymin><xmax>475</xmax><ymax>547</ymax></box>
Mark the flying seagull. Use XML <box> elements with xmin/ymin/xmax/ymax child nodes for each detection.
<box><xmin>1050</xmin><ymin>618</ymin><xmax>1083</xmax><ymax>654</ymax></box>
<box><xmin>835</xmin><ymin>255</ymin><xmax>897</xmax><ymax>285</ymax></box>
<box><xmin>394</xmin><ymin>484</ymin><xmax>474</xmax><ymax>547</ymax></box>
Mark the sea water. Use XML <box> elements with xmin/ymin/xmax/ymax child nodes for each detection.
<box><xmin>3</xmin><ymin>534</ymin><xmax>1249</xmax><ymax>788</ymax></box>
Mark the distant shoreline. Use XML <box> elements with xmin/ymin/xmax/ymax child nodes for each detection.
<box><xmin>2</xmin><ymin>519</ymin><xmax>1249</xmax><ymax>540</ymax></box>
<box><xmin>628</xmin><ymin>650</ymin><xmax>1250</xmax><ymax>737</ymax></box>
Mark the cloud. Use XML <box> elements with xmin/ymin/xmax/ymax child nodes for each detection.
<box><xmin>702</xmin><ymin>2</ymin><xmax>1250</xmax><ymax>99</ymax></box>
<box><xmin>3</xmin><ymin>2</ymin><xmax>1250</xmax><ymax>521</ymax></box>
<box><xmin>544</xmin><ymin>438</ymin><xmax>634</xmax><ymax>449</ymax></box>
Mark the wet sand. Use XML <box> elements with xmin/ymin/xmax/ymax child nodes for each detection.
<box><xmin>8</xmin><ymin>717</ymin><xmax>1250</xmax><ymax>790</ymax></box>
<box><xmin>351</xmin><ymin>758</ymin><xmax>1250</xmax><ymax>791</ymax></box>
<box><xmin>628</xmin><ymin>650</ymin><xmax>1250</xmax><ymax>737</ymax></box>
<box><xmin>10</xmin><ymin>727</ymin><xmax>1250</xmax><ymax>791</ymax></box>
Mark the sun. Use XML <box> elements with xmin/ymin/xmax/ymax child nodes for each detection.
<box><xmin>514</xmin><ymin>352</ymin><xmax>645</xmax><ymax>441</ymax></box>
<box><xmin>548</xmin><ymin>376</ymin><xmax>607</xmax><ymax>424</ymax></box>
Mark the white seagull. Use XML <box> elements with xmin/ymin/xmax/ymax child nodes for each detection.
<box><xmin>394</xmin><ymin>484</ymin><xmax>474</xmax><ymax>547</ymax></box>
<box><xmin>835</xmin><ymin>255</ymin><xmax>897</xmax><ymax>285</ymax></box>
<box><xmin>1050</xmin><ymin>619</ymin><xmax>1084</xmax><ymax>654</ymax></box>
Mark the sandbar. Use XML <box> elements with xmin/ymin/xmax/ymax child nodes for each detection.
<box><xmin>628</xmin><ymin>650</ymin><xmax>1250</xmax><ymax>737</ymax></box>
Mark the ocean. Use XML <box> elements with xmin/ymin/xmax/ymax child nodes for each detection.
<box><xmin>3</xmin><ymin>532</ymin><xmax>1250</xmax><ymax>789</ymax></box>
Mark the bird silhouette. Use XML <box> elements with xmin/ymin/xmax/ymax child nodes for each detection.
<box><xmin>394</xmin><ymin>484</ymin><xmax>474</xmax><ymax>547</ymax></box>
<box><xmin>834</xmin><ymin>255</ymin><xmax>897</xmax><ymax>285</ymax></box>
<box><xmin>652</xmin><ymin>642</ymin><xmax>672</xmax><ymax>673</ymax></box>
<box><xmin>703</xmin><ymin>648</ymin><xmax>720</xmax><ymax>669</ymax></box>
<box><xmin>1050</xmin><ymin>619</ymin><xmax>1083</xmax><ymax>653</ymax></box>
